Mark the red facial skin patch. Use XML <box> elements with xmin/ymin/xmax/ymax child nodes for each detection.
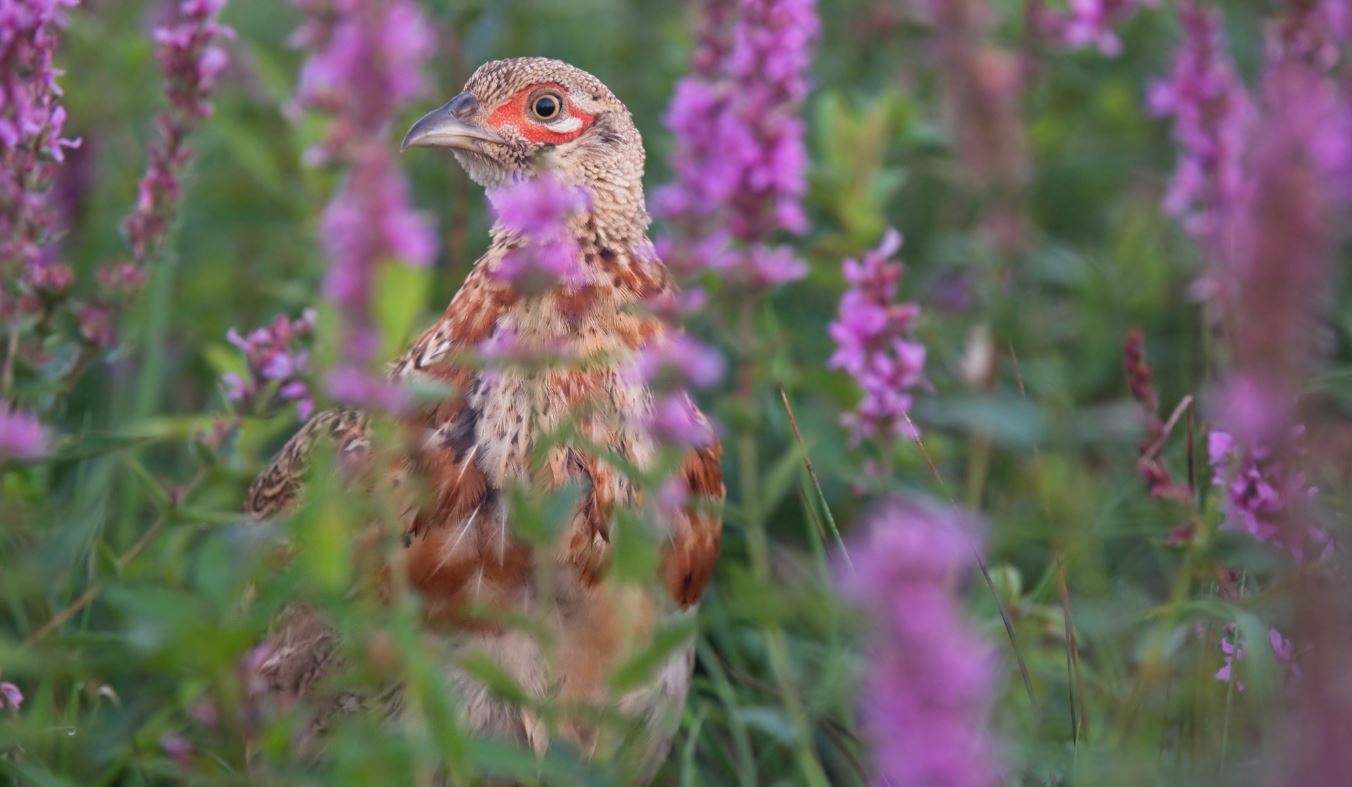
<box><xmin>487</xmin><ymin>83</ymin><xmax>596</xmax><ymax>145</ymax></box>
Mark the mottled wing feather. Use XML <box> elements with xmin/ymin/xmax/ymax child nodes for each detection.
<box><xmin>244</xmin><ymin>408</ymin><xmax>369</xmax><ymax>519</ymax></box>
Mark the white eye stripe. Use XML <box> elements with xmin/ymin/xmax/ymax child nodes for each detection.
<box><xmin>551</xmin><ymin>115</ymin><xmax>582</xmax><ymax>133</ymax></box>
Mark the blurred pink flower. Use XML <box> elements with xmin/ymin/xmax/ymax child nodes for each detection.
<box><xmin>1207</xmin><ymin>426</ymin><xmax>1330</xmax><ymax>564</ymax></box>
<box><xmin>646</xmin><ymin>391</ymin><xmax>717</xmax><ymax>448</ymax></box>
<box><xmin>293</xmin><ymin>0</ymin><xmax>436</xmax><ymax>409</ymax></box>
<box><xmin>1036</xmin><ymin>0</ymin><xmax>1157</xmax><ymax>56</ymax></box>
<box><xmin>0</xmin><ymin>681</ymin><xmax>23</xmax><ymax>712</ymax></box>
<box><xmin>633</xmin><ymin>333</ymin><xmax>724</xmax><ymax>449</ymax></box>
<box><xmin>488</xmin><ymin>176</ymin><xmax>590</xmax><ymax>293</ymax></box>
<box><xmin>160</xmin><ymin>733</ymin><xmax>191</xmax><ymax>766</ymax></box>
<box><xmin>842</xmin><ymin>499</ymin><xmax>1001</xmax><ymax>787</ymax></box>
<box><xmin>636</xmin><ymin>334</ymin><xmax>725</xmax><ymax>390</ymax></box>
<box><xmin>0</xmin><ymin>406</ymin><xmax>48</xmax><ymax>460</ymax></box>
<box><xmin>1148</xmin><ymin>2</ymin><xmax>1253</xmax><ymax>254</ymax></box>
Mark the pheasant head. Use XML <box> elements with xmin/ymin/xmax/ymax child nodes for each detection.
<box><xmin>402</xmin><ymin>57</ymin><xmax>649</xmax><ymax>244</ymax></box>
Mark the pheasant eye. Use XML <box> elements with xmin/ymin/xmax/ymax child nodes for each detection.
<box><xmin>529</xmin><ymin>92</ymin><xmax>563</xmax><ymax>121</ymax></box>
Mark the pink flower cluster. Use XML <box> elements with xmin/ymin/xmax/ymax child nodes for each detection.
<box><xmin>224</xmin><ymin>310</ymin><xmax>317</xmax><ymax>420</ymax></box>
<box><xmin>828</xmin><ymin>229</ymin><xmax>926</xmax><ymax>444</ymax></box>
<box><xmin>1035</xmin><ymin>0</ymin><xmax>1156</xmax><ymax>57</ymax></box>
<box><xmin>1147</xmin><ymin>2</ymin><xmax>1253</xmax><ymax>251</ymax></box>
<box><xmin>124</xmin><ymin>0</ymin><xmax>234</xmax><ymax>262</ymax></box>
<box><xmin>1207</xmin><ymin>428</ymin><xmax>1331</xmax><ymax>564</ymax></box>
<box><xmin>0</xmin><ymin>0</ymin><xmax>80</xmax><ymax>273</ymax></box>
<box><xmin>293</xmin><ymin>0</ymin><xmax>432</xmax><ymax>164</ymax></box>
<box><xmin>292</xmin><ymin>0</ymin><xmax>436</xmax><ymax>410</ymax></box>
<box><xmin>842</xmin><ymin>500</ymin><xmax>1001</xmax><ymax>787</ymax></box>
<box><xmin>654</xmin><ymin>0</ymin><xmax>817</xmax><ymax>289</ymax></box>
<box><xmin>1214</xmin><ymin>624</ymin><xmax>1300</xmax><ymax>692</ymax></box>
<box><xmin>488</xmin><ymin>176</ymin><xmax>590</xmax><ymax>294</ymax></box>
<box><xmin>634</xmin><ymin>334</ymin><xmax>724</xmax><ymax>448</ymax></box>
<box><xmin>1267</xmin><ymin>0</ymin><xmax>1351</xmax><ymax>69</ymax></box>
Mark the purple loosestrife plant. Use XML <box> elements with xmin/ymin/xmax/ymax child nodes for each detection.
<box><xmin>1205</xmin><ymin>59</ymin><xmax>1348</xmax><ymax>560</ymax></box>
<box><xmin>1197</xmin><ymin>9</ymin><xmax>1352</xmax><ymax>777</ymax></box>
<box><xmin>921</xmin><ymin>0</ymin><xmax>1026</xmax><ymax>190</ymax></box>
<box><xmin>224</xmin><ymin>309</ymin><xmax>317</xmax><ymax>420</ymax></box>
<box><xmin>1147</xmin><ymin>2</ymin><xmax>1253</xmax><ymax>259</ymax></box>
<box><xmin>842</xmin><ymin>499</ymin><xmax>1001</xmax><ymax>787</ymax></box>
<box><xmin>654</xmin><ymin>0</ymin><xmax>817</xmax><ymax>289</ymax></box>
<box><xmin>0</xmin><ymin>0</ymin><xmax>80</xmax><ymax>404</ymax></box>
<box><xmin>828</xmin><ymin>229</ymin><xmax>926</xmax><ymax>444</ymax></box>
<box><xmin>0</xmin><ymin>0</ymin><xmax>80</xmax><ymax>275</ymax></box>
<box><xmin>293</xmin><ymin>0</ymin><xmax>435</xmax><ymax>411</ymax></box>
<box><xmin>123</xmin><ymin>0</ymin><xmax>233</xmax><ymax>264</ymax></box>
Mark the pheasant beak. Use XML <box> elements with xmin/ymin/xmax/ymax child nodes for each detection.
<box><xmin>401</xmin><ymin>94</ymin><xmax>504</xmax><ymax>153</ymax></box>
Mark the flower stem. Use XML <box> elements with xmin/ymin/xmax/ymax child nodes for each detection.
<box><xmin>736</xmin><ymin>301</ymin><xmax>830</xmax><ymax>787</ymax></box>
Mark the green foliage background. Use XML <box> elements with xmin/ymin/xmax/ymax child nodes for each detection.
<box><xmin>3</xmin><ymin>1</ymin><xmax>1349</xmax><ymax>785</ymax></box>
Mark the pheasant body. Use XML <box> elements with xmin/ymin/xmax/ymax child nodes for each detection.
<box><xmin>245</xmin><ymin>57</ymin><xmax>722</xmax><ymax>781</ymax></box>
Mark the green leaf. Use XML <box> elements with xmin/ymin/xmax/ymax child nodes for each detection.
<box><xmin>760</xmin><ymin>446</ymin><xmax>803</xmax><ymax>523</ymax></box>
<box><xmin>731</xmin><ymin>706</ymin><xmax>797</xmax><ymax>746</ymax></box>
<box><xmin>374</xmin><ymin>262</ymin><xmax>432</xmax><ymax>360</ymax></box>
<box><xmin>915</xmin><ymin>394</ymin><xmax>1045</xmax><ymax>448</ymax></box>
<box><xmin>610</xmin><ymin>510</ymin><xmax>660</xmax><ymax>584</ymax></box>
<box><xmin>609</xmin><ymin>617</ymin><xmax>697</xmax><ymax>693</ymax></box>
<box><xmin>458</xmin><ymin>653</ymin><xmax>530</xmax><ymax>704</ymax></box>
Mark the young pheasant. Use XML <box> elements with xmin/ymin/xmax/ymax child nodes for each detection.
<box><xmin>244</xmin><ymin>58</ymin><xmax>723</xmax><ymax>780</ymax></box>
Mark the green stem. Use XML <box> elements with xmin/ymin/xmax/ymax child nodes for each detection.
<box><xmin>736</xmin><ymin>300</ymin><xmax>830</xmax><ymax>787</ymax></box>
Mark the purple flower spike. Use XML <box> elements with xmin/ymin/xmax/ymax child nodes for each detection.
<box><xmin>0</xmin><ymin>0</ymin><xmax>81</xmax><ymax>273</ymax></box>
<box><xmin>655</xmin><ymin>0</ymin><xmax>818</xmax><ymax>290</ymax></box>
<box><xmin>828</xmin><ymin>229</ymin><xmax>926</xmax><ymax>444</ymax></box>
<box><xmin>842</xmin><ymin>499</ymin><xmax>1002</xmax><ymax>787</ymax></box>
<box><xmin>293</xmin><ymin>0</ymin><xmax>436</xmax><ymax>409</ymax></box>
<box><xmin>1215</xmin><ymin>623</ymin><xmax>1246</xmax><ymax>692</ymax></box>
<box><xmin>1148</xmin><ymin>2</ymin><xmax>1253</xmax><ymax>255</ymax></box>
<box><xmin>124</xmin><ymin>0</ymin><xmax>234</xmax><ymax>263</ymax></box>
<box><xmin>161</xmin><ymin>733</ymin><xmax>192</xmax><ymax>766</ymax></box>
